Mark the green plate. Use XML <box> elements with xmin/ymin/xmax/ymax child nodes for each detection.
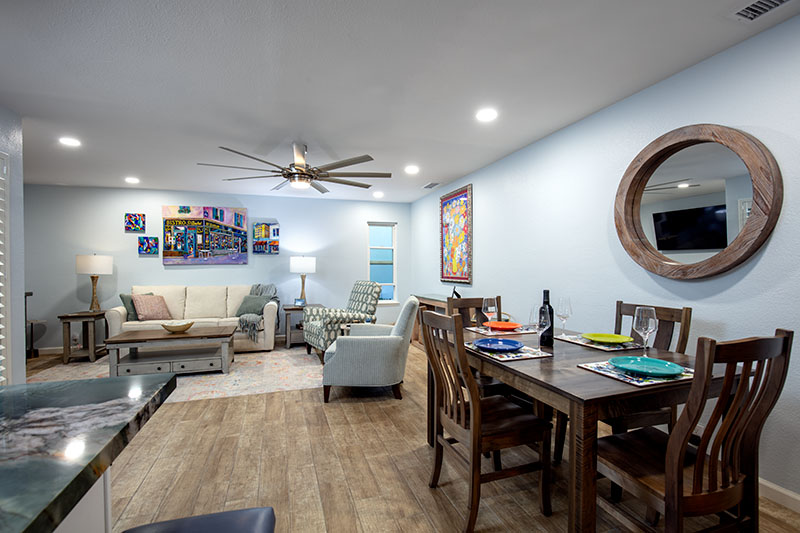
<box><xmin>581</xmin><ymin>333</ymin><xmax>634</xmax><ymax>344</ymax></box>
<box><xmin>608</xmin><ymin>356</ymin><xmax>685</xmax><ymax>377</ymax></box>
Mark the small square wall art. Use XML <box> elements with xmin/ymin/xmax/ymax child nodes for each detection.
<box><xmin>253</xmin><ymin>220</ymin><xmax>280</xmax><ymax>254</ymax></box>
<box><xmin>138</xmin><ymin>236</ymin><xmax>159</xmax><ymax>255</ymax></box>
<box><xmin>125</xmin><ymin>213</ymin><xmax>146</xmax><ymax>232</ymax></box>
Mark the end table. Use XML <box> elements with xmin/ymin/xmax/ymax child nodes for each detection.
<box><xmin>284</xmin><ymin>304</ymin><xmax>323</xmax><ymax>348</ymax></box>
<box><xmin>58</xmin><ymin>310</ymin><xmax>109</xmax><ymax>363</ymax></box>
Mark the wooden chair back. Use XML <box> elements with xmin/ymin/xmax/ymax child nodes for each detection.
<box><xmin>446</xmin><ymin>296</ymin><xmax>502</xmax><ymax>328</ymax></box>
<box><xmin>614</xmin><ymin>300</ymin><xmax>692</xmax><ymax>353</ymax></box>
<box><xmin>420</xmin><ymin>310</ymin><xmax>481</xmax><ymax>433</ymax></box>
<box><xmin>665</xmin><ymin>329</ymin><xmax>793</xmax><ymax>520</ymax></box>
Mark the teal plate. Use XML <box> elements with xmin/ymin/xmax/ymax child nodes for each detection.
<box><xmin>608</xmin><ymin>356</ymin><xmax>684</xmax><ymax>377</ymax></box>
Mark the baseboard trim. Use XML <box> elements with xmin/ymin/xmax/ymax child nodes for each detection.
<box><xmin>761</xmin><ymin>478</ymin><xmax>800</xmax><ymax>512</ymax></box>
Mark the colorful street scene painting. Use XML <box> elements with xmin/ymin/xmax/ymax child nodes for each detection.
<box><xmin>162</xmin><ymin>205</ymin><xmax>248</xmax><ymax>265</ymax></box>
<box><xmin>440</xmin><ymin>184</ymin><xmax>472</xmax><ymax>284</ymax></box>
<box><xmin>138</xmin><ymin>236</ymin><xmax>159</xmax><ymax>255</ymax></box>
<box><xmin>125</xmin><ymin>213</ymin><xmax>146</xmax><ymax>232</ymax></box>
<box><xmin>253</xmin><ymin>220</ymin><xmax>280</xmax><ymax>254</ymax></box>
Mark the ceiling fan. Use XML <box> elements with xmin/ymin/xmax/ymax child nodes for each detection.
<box><xmin>198</xmin><ymin>142</ymin><xmax>391</xmax><ymax>194</ymax></box>
<box><xmin>643</xmin><ymin>178</ymin><xmax>700</xmax><ymax>193</ymax></box>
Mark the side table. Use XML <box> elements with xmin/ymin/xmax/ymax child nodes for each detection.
<box><xmin>58</xmin><ymin>310</ymin><xmax>109</xmax><ymax>363</ymax></box>
<box><xmin>283</xmin><ymin>304</ymin><xmax>323</xmax><ymax>348</ymax></box>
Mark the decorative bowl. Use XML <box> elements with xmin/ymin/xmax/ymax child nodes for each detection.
<box><xmin>161</xmin><ymin>321</ymin><xmax>194</xmax><ymax>333</ymax></box>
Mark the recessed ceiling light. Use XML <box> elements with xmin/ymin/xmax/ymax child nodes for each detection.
<box><xmin>124</xmin><ymin>176</ymin><xmax>140</xmax><ymax>184</ymax></box>
<box><xmin>59</xmin><ymin>136</ymin><xmax>82</xmax><ymax>147</ymax></box>
<box><xmin>677</xmin><ymin>183</ymin><xmax>690</xmax><ymax>188</ymax></box>
<box><xmin>475</xmin><ymin>107</ymin><xmax>498</xmax><ymax>122</ymax></box>
<box><xmin>372</xmin><ymin>191</ymin><xmax>385</xmax><ymax>199</ymax></box>
<box><xmin>404</xmin><ymin>165</ymin><xmax>419</xmax><ymax>175</ymax></box>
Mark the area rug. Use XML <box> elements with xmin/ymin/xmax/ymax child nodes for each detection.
<box><xmin>26</xmin><ymin>347</ymin><xmax>323</xmax><ymax>403</ymax></box>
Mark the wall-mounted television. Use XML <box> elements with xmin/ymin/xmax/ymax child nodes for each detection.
<box><xmin>652</xmin><ymin>204</ymin><xmax>727</xmax><ymax>251</ymax></box>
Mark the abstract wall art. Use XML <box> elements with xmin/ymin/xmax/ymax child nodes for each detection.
<box><xmin>138</xmin><ymin>236</ymin><xmax>159</xmax><ymax>255</ymax></box>
<box><xmin>162</xmin><ymin>205</ymin><xmax>248</xmax><ymax>265</ymax></box>
<box><xmin>440</xmin><ymin>184</ymin><xmax>472</xmax><ymax>284</ymax></box>
<box><xmin>253</xmin><ymin>219</ymin><xmax>280</xmax><ymax>254</ymax></box>
<box><xmin>125</xmin><ymin>213</ymin><xmax>146</xmax><ymax>232</ymax></box>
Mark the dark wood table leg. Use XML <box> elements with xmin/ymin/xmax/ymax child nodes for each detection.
<box><xmin>62</xmin><ymin>321</ymin><xmax>71</xmax><ymax>364</ymax></box>
<box><xmin>87</xmin><ymin>319</ymin><xmax>97</xmax><ymax>362</ymax></box>
<box><xmin>569</xmin><ymin>401</ymin><xmax>598</xmax><ymax>532</ymax></box>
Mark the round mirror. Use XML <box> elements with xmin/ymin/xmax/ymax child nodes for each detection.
<box><xmin>615</xmin><ymin>124</ymin><xmax>782</xmax><ymax>280</ymax></box>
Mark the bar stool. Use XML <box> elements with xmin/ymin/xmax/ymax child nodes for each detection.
<box><xmin>122</xmin><ymin>507</ymin><xmax>275</xmax><ymax>533</ymax></box>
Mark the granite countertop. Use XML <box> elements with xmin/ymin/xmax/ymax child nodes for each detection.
<box><xmin>0</xmin><ymin>374</ymin><xmax>177</xmax><ymax>532</ymax></box>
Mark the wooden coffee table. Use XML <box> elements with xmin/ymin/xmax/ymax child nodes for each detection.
<box><xmin>106</xmin><ymin>325</ymin><xmax>236</xmax><ymax>376</ymax></box>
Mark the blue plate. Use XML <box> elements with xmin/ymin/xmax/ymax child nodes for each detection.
<box><xmin>608</xmin><ymin>356</ymin><xmax>684</xmax><ymax>377</ymax></box>
<box><xmin>473</xmin><ymin>338</ymin><xmax>524</xmax><ymax>353</ymax></box>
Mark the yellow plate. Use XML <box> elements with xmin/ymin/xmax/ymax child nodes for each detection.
<box><xmin>581</xmin><ymin>333</ymin><xmax>634</xmax><ymax>344</ymax></box>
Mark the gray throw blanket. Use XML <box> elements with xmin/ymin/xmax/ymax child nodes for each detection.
<box><xmin>239</xmin><ymin>283</ymin><xmax>280</xmax><ymax>342</ymax></box>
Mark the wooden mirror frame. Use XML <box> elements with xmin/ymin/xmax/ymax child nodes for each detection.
<box><xmin>615</xmin><ymin>124</ymin><xmax>782</xmax><ymax>280</ymax></box>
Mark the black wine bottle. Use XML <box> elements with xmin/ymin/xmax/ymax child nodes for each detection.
<box><xmin>540</xmin><ymin>289</ymin><xmax>555</xmax><ymax>347</ymax></box>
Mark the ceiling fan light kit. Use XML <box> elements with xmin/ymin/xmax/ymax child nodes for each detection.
<box><xmin>199</xmin><ymin>142</ymin><xmax>392</xmax><ymax>195</ymax></box>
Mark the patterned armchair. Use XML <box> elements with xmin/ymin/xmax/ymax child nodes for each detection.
<box><xmin>303</xmin><ymin>280</ymin><xmax>381</xmax><ymax>353</ymax></box>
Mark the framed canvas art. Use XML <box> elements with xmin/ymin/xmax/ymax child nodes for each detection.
<box><xmin>138</xmin><ymin>236</ymin><xmax>159</xmax><ymax>255</ymax></box>
<box><xmin>162</xmin><ymin>205</ymin><xmax>248</xmax><ymax>265</ymax></box>
<box><xmin>440</xmin><ymin>184</ymin><xmax>472</xmax><ymax>284</ymax></box>
<box><xmin>125</xmin><ymin>213</ymin><xmax>146</xmax><ymax>232</ymax></box>
<box><xmin>253</xmin><ymin>220</ymin><xmax>280</xmax><ymax>254</ymax></box>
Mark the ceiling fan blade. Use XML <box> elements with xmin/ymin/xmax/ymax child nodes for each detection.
<box><xmin>316</xmin><ymin>154</ymin><xmax>373</xmax><ymax>172</ymax></box>
<box><xmin>310</xmin><ymin>181</ymin><xmax>329</xmax><ymax>194</ymax></box>
<box><xmin>198</xmin><ymin>162</ymin><xmax>281</xmax><ymax>172</ymax></box>
<box><xmin>272</xmin><ymin>180</ymin><xmax>290</xmax><ymax>191</ymax></box>
<box><xmin>293</xmin><ymin>142</ymin><xmax>308</xmax><ymax>170</ymax></box>
<box><xmin>317</xmin><ymin>177</ymin><xmax>372</xmax><ymax>189</ymax></box>
<box><xmin>323</xmin><ymin>172</ymin><xmax>392</xmax><ymax>178</ymax></box>
<box><xmin>644</xmin><ymin>178</ymin><xmax>693</xmax><ymax>189</ymax></box>
<box><xmin>223</xmin><ymin>175</ymin><xmax>282</xmax><ymax>181</ymax></box>
<box><xmin>219</xmin><ymin>146</ymin><xmax>286</xmax><ymax>171</ymax></box>
<box><xmin>644</xmin><ymin>184</ymin><xmax>701</xmax><ymax>192</ymax></box>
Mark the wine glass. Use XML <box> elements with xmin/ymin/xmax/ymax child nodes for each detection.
<box><xmin>529</xmin><ymin>305</ymin><xmax>552</xmax><ymax>353</ymax></box>
<box><xmin>482</xmin><ymin>297</ymin><xmax>498</xmax><ymax>333</ymax></box>
<box><xmin>633</xmin><ymin>306</ymin><xmax>658</xmax><ymax>357</ymax></box>
<box><xmin>556</xmin><ymin>296</ymin><xmax>572</xmax><ymax>337</ymax></box>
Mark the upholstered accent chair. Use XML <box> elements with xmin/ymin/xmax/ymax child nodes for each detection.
<box><xmin>322</xmin><ymin>296</ymin><xmax>419</xmax><ymax>402</ymax></box>
<box><xmin>303</xmin><ymin>280</ymin><xmax>381</xmax><ymax>354</ymax></box>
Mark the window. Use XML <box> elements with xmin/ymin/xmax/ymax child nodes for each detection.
<box><xmin>0</xmin><ymin>153</ymin><xmax>7</xmax><ymax>384</ymax></box>
<box><xmin>368</xmin><ymin>222</ymin><xmax>396</xmax><ymax>302</ymax></box>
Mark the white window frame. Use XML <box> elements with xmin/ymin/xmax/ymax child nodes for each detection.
<box><xmin>0</xmin><ymin>152</ymin><xmax>8</xmax><ymax>385</ymax></box>
<box><xmin>367</xmin><ymin>221</ymin><xmax>398</xmax><ymax>305</ymax></box>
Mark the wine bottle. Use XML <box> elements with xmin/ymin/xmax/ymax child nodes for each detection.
<box><xmin>540</xmin><ymin>289</ymin><xmax>555</xmax><ymax>347</ymax></box>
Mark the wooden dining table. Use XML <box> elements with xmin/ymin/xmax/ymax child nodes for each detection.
<box><xmin>425</xmin><ymin>328</ymin><xmax>730</xmax><ymax>532</ymax></box>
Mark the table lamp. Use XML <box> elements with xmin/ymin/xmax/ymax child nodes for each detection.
<box><xmin>290</xmin><ymin>256</ymin><xmax>316</xmax><ymax>302</ymax></box>
<box><xmin>76</xmin><ymin>254</ymin><xmax>113</xmax><ymax>311</ymax></box>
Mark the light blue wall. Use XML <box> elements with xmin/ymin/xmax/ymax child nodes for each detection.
<box><xmin>24</xmin><ymin>185</ymin><xmax>410</xmax><ymax>348</ymax></box>
<box><xmin>411</xmin><ymin>15</ymin><xmax>800</xmax><ymax>492</ymax></box>
<box><xmin>0</xmin><ymin>105</ymin><xmax>24</xmax><ymax>384</ymax></box>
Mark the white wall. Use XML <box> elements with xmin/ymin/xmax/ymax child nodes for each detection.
<box><xmin>24</xmin><ymin>185</ymin><xmax>410</xmax><ymax>348</ymax></box>
<box><xmin>411</xmin><ymin>15</ymin><xmax>800</xmax><ymax>492</ymax></box>
<box><xmin>0</xmin><ymin>105</ymin><xmax>24</xmax><ymax>384</ymax></box>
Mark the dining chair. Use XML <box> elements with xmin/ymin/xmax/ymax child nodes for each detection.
<box><xmin>421</xmin><ymin>310</ymin><xmax>552</xmax><ymax>533</ymax></box>
<box><xmin>596</xmin><ymin>329</ymin><xmax>793</xmax><ymax>532</ymax></box>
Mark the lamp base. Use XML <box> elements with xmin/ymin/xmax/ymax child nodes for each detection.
<box><xmin>299</xmin><ymin>273</ymin><xmax>307</xmax><ymax>301</ymax></box>
<box><xmin>89</xmin><ymin>275</ymin><xmax>100</xmax><ymax>312</ymax></box>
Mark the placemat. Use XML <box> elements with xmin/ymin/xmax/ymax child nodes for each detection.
<box><xmin>465</xmin><ymin>342</ymin><xmax>552</xmax><ymax>362</ymax></box>
<box><xmin>556</xmin><ymin>334</ymin><xmax>643</xmax><ymax>352</ymax></box>
<box><xmin>578</xmin><ymin>361</ymin><xmax>694</xmax><ymax>387</ymax></box>
<box><xmin>465</xmin><ymin>326</ymin><xmax>538</xmax><ymax>337</ymax></box>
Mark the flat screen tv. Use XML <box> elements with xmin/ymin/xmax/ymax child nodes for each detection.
<box><xmin>652</xmin><ymin>204</ymin><xmax>727</xmax><ymax>251</ymax></box>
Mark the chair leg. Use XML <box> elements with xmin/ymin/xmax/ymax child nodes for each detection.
<box><xmin>539</xmin><ymin>430</ymin><xmax>553</xmax><ymax>517</ymax></box>
<box><xmin>392</xmin><ymin>383</ymin><xmax>403</xmax><ymax>400</ymax></box>
<box><xmin>492</xmin><ymin>450</ymin><xmax>502</xmax><ymax>472</ymax></box>
<box><xmin>323</xmin><ymin>385</ymin><xmax>331</xmax><ymax>403</ymax></box>
<box><xmin>609</xmin><ymin>420</ymin><xmax>628</xmax><ymax>503</ymax></box>
<box><xmin>429</xmin><ymin>433</ymin><xmax>444</xmax><ymax>488</ymax></box>
<box><xmin>554</xmin><ymin>411</ymin><xmax>567</xmax><ymax>465</ymax></box>
<box><xmin>465</xmin><ymin>447</ymin><xmax>482</xmax><ymax>533</ymax></box>
<box><xmin>306</xmin><ymin>342</ymin><xmax>311</xmax><ymax>354</ymax></box>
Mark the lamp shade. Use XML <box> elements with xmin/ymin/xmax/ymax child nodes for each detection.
<box><xmin>76</xmin><ymin>254</ymin><xmax>113</xmax><ymax>275</ymax></box>
<box><xmin>290</xmin><ymin>256</ymin><xmax>316</xmax><ymax>274</ymax></box>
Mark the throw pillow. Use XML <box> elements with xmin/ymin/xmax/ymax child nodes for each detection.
<box><xmin>131</xmin><ymin>294</ymin><xmax>173</xmax><ymax>321</ymax></box>
<box><xmin>236</xmin><ymin>295</ymin><xmax>269</xmax><ymax>317</ymax></box>
<box><xmin>119</xmin><ymin>292</ymin><xmax>152</xmax><ymax>321</ymax></box>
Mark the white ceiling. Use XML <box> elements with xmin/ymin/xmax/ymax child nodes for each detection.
<box><xmin>2</xmin><ymin>0</ymin><xmax>798</xmax><ymax>203</ymax></box>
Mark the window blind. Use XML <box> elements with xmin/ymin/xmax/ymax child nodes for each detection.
<box><xmin>0</xmin><ymin>153</ymin><xmax>7</xmax><ymax>385</ymax></box>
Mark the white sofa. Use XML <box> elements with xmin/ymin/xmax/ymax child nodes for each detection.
<box><xmin>105</xmin><ymin>285</ymin><xmax>278</xmax><ymax>352</ymax></box>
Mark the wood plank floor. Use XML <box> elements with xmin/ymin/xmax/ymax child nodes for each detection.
<box><xmin>52</xmin><ymin>345</ymin><xmax>797</xmax><ymax>532</ymax></box>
